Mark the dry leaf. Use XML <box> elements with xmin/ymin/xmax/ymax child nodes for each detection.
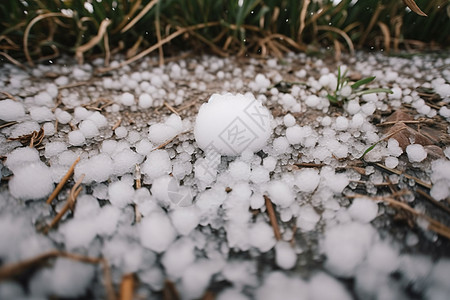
<box><xmin>380</xmin><ymin>110</ymin><xmax>448</xmax><ymax>155</ymax></box>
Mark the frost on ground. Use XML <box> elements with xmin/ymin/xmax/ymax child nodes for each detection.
<box><xmin>0</xmin><ymin>52</ymin><xmax>450</xmax><ymax>299</ymax></box>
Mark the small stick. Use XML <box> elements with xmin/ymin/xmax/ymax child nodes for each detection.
<box><xmin>177</xmin><ymin>101</ymin><xmax>198</xmax><ymax>112</ymax></box>
<box><xmin>69</xmin><ymin>122</ymin><xmax>77</xmax><ymax>131</ymax></box>
<box><xmin>376</xmin><ymin>120</ymin><xmax>422</xmax><ymax>126</ymax></box>
<box><xmin>101</xmin><ymin>258</ymin><xmax>117</xmax><ymax>300</ymax></box>
<box><xmin>84</xmin><ymin>106</ymin><xmax>102</xmax><ymax>112</ymax></box>
<box><xmin>0</xmin><ymin>91</ymin><xmax>20</xmax><ymax>102</ymax></box>
<box><xmin>163</xmin><ymin>102</ymin><xmax>179</xmax><ymax>115</ymax></box>
<box><xmin>44</xmin><ymin>174</ymin><xmax>85</xmax><ymax>233</ymax></box>
<box><xmin>264</xmin><ymin>195</ymin><xmax>282</xmax><ymax>241</ymax></box>
<box><xmin>119</xmin><ymin>273</ymin><xmax>134</xmax><ymax>300</ymax></box>
<box><xmin>0</xmin><ymin>52</ymin><xmax>27</xmax><ymax>70</ymax></box>
<box><xmin>374</xmin><ymin>163</ymin><xmax>432</xmax><ymax>189</ymax></box>
<box><xmin>153</xmin><ymin>135</ymin><xmax>179</xmax><ymax>151</ymax></box>
<box><xmin>46</xmin><ymin>157</ymin><xmax>80</xmax><ymax>204</ymax></box>
<box><xmin>349</xmin><ymin>180</ymin><xmax>392</xmax><ymax>187</ymax></box>
<box><xmin>294</xmin><ymin>162</ymin><xmax>325</xmax><ymax>168</ymax></box>
<box><xmin>0</xmin><ymin>250</ymin><xmax>116</xmax><ymax>300</ymax></box>
<box><xmin>416</xmin><ymin>189</ymin><xmax>450</xmax><ymax>215</ymax></box>
<box><xmin>347</xmin><ymin>193</ymin><xmax>450</xmax><ymax>239</ymax></box>
<box><xmin>134</xmin><ymin>204</ymin><xmax>142</xmax><ymax>224</ymax></box>
<box><xmin>152</xmin><ymin>130</ymin><xmax>190</xmax><ymax>151</ymax></box>
<box><xmin>163</xmin><ymin>280</ymin><xmax>180</xmax><ymax>300</ymax></box>
<box><xmin>134</xmin><ymin>164</ymin><xmax>141</xmax><ymax>189</ymax></box>
<box><xmin>112</xmin><ymin>118</ymin><xmax>122</xmax><ymax>131</ymax></box>
<box><xmin>30</xmin><ymin>128</ymin><xmax>45</xmax><ymax>148</ymax></box>
<box><xmin>0</xmin><ymin>121</ymin><xmax>18</xmax><ymax>129</ymax></box>
<box><xmin>98</xmin><ymin>100</ymin><xmax>115</xmax><ymax>110</ymax></box>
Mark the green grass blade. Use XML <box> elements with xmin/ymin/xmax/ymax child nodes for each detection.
<box><xmin>351</xmin><ymin>76</ymin><xmax>375</xmax><ymax>89</ymax></box>
<box><xmin>357</xmin><ymin>88</ymin><xmax>393</xmax><ymax>95</ymax></box>
<box><xmin>327</xmin><ymin>94</ymin><xmax>339</xmax><ymax>104</ymax></box>
<box><xmin>359</xmin><ymin>142</ymin><xmax>378</xmax><ymax>160</ymax></box>
<box><xmin>336</xmin><ymin>66</ymin><xmax>341</xmax><ymax>92</ymax></box>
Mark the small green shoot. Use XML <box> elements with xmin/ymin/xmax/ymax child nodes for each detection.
<box><xmin>327</xmin><ymin>66</ymin><xmax>393</xmax><ymax>106</ymax></box>
<box><xmin>359</xmin><ymin>142</ymin><xmax>379</xmax><ymax>160</ymax></box>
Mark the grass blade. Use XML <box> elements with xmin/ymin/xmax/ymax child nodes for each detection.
<box><xmin>327</xmin><ymin>94</ymin><xmax>339</xmax><ymax>104</ymax></box>
<box><xmin>351</xmin><ymin>76</ymin><xmax>375</xmax><ymax>89</ymax></box>
<box><xmin>357</xmin><ymin>88</ymin><xmax>393</xmax><ymax>95</ymax></box>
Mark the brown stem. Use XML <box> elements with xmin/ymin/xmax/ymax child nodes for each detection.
<box><xmin>264</xmin><ymin>195</ymin><xmax>282</xmax><ymax>241</ymax></box>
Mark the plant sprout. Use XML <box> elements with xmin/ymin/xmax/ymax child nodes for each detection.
<box><xmin>327</xmin><ymin>66</ymin><xmax>393</xmax><ymax>106</ymax></box>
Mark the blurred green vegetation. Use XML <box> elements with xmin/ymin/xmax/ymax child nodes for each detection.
<box><xmin>0</xmin><ymin>0</ymin><xmax>448</xmax><ymax>67</ymax></box>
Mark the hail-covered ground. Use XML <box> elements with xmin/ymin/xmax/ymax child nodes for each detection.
<box><xmin>0</xmin><ymin>51</ymin><xmax>450</xmax><ymax>300</ymax></box>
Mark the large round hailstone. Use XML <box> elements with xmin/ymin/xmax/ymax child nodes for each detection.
<box><xmin>139</xmin><ymin>212</ymin><xmax>177</xmax><ymax>253</ymax></box>
<box><xmin>348</xmin><ymin>197</ymin><xmax>378</xmax><ymax>223</ymax></box>
<box><xmin>194</xmin><ymin>93</ymin><xmax>272</xmax><ymax>156</ymax></box>
<box><xmin>9</xmin><ymin>162</ymin><xmax>54</xmax><ymax>200</ymax></box>
<box><xmin>0</xmin><ymin>99</ymin><xmax>25</xmax><ymax>121</ymax></box>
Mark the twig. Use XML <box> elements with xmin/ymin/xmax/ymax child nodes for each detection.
<box><xmin>0</xmin><ymin>91</ymin><xmax>20</xmax><ymax>102</ymax></box>
<box><xmin>44</xmin><ymin>174</ymin><xmax>85</xmax><ymax>233</ymax></box>
<box><xmin>264</xmin><ymin>195</ymin><xmax>282</xmax><ymax>241</ymax></box>
<box><xmin>76</xmin><ymin>19</ymin><xmax>112</xmax><ymax>64</ymax></box>
<box><xmin>0</xmin><ymin>121</ymin><xmax>18</xmax><ymax>129</ymax></box>
<box><xmin>0</xmin><ymin>250</ymin><xmax>116</xmax><ymax>300</ymax></box>
<box><xmin>29</xmin><ymin>128</ymin><xmax>45</xmax><ymax>148</ymax></box>
<box><xmin>358</xmin><ymin>3</ymin><xmax>384</xmax><ymax>48</ymax></box>
<box><xmin>163</xmin><ymin>280</ymin><xmax>180</xmax><ymax>300</ymax></box>
<box><xmin>347</xmin><ymin>193</ymin><xmax>450</xmax><ymax>239</ymax></box>
<box><xmin>9</xmin><ymin>128</ymin><xmax>45</xmax><ymax>148</ymax></box>
<box><xmin>349</xmin><ymin>180</ymin><xmax>391</xmax><ymax>187</ymax></box>
<box><xmin>134</xmin><ymin>164</ymin><xmax>141</xmax><ymax>189</ymax></box>
<box><xmin>112</xmin><ymin>118</ymin><xmax>122</xmax><ymax>131</ymax></box>
<box><xmin>177</xmin><ymin>100</ymin><xmax>198</xmax><ymax>112</ymax></box>
<box><xmin>82</xmin><ymin>98</ymin><xmax>114</xmax><ymax>111</ymax></box>
<box><xmin>24</xmin><ymin>12</ymin><xmax>73</xmax><ymax>66</ymax></box>
<box><xmin>385</xmin><ymin>175</ymin><xmax>415</xmax><ymax>227</ymax></box>
<box><xmin>98</xmin><ymin>22</ymin><xmax>220</xmax><ymax>73</ymax></box>
<box><xmin>152</xmin><ymin>131</ymin><xmax>190</xmax><ymax>151</ymax></box>
<box><xmin>46</xmin><ymin>157</ymin><xmax>81</xmax><ymax>204</ymax></box>
<box><xmin>403</xmin><ymin>0</ymin><xmax>427</xmax><ymax>16</ymax></box>
<box><xmin>134</xmin><ymin>204</ymin><xmax>142</xmax><ymax>224</ymax></box>
<box><xmin>163</xmin><ymin>102</ymin><xmax>179</xmax><ymax>115</ymax></box>
<box><xmin>0</xmin><ymin>52</ymin><xmax>26</xmax><ymax>70</ymax></box>
<box><xmin>416</xmin><ymin>189</ymin><xmax>450</xmax><ymax>215</ymax></box>
<box><xmin>121</xmin><ymin>0</ymin><xmax>158</xmax><ymax>33</ymax></box>
<box><xmin>294</xmin><ymin>162</ymin><xmax>325</xmax><ymax>168</ymax></box>
<box><xmin>374</xmin><ymin>163</ymin><xmax>432</xmax><ymax>189</ymax></box>
<box><xmin>376</xmin><ymin>120</ymin><xmax>422</xmax><ymax>126</ymax></box>
<box><xmin>119</xmin><ymin>273</ymin><xmax>134</xmax><ymax>300</ymax></box>
<box><xmin>103</xmin><ymin>29</ymin><xmax>111</xmax><ymax>67</ymax></box>
<box><xmin>316</xmin><ymin>25</ymin><xmax>355</xmax><ymax>55</ymax></box>
<box><xmin>155</xmin><ymin>18</ymin><xmax>164</xmax><ymax>66</ymax></box>
<box><xmin>297</xmin><ymin>0</ymin><xmax>310</xmax><ymax>41</ymax></box>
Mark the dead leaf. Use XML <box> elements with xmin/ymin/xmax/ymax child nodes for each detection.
<box><xmin>380</xmin><ymin>110</ymin><xmax>449</xmax><ymax>152</ymax></box>
<box><xmin>424</xmin><ymin>145</ymin><xmax>444</xmax><ymax>160</ymax></box>
<box><xmin>385</xmin><ymin>122</ymin><xmax>433</xmax><ymax>150</ymax></box>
